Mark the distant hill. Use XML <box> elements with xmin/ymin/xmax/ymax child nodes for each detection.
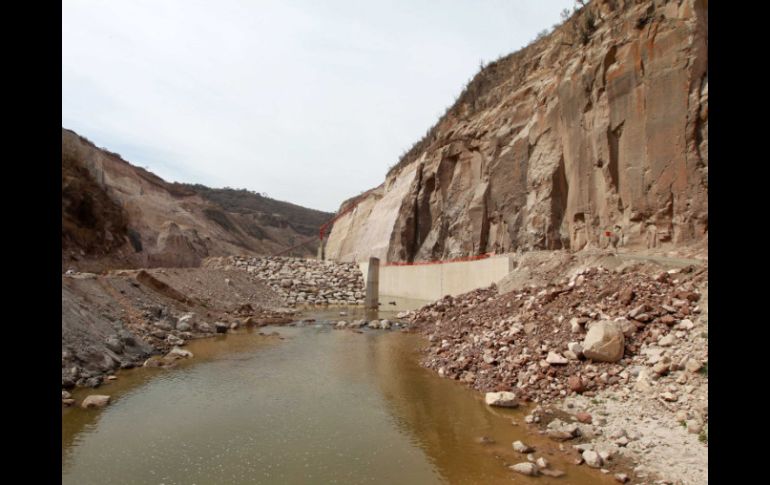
<box><xmin>62</xmin><ymin>128</ymin><xmax>333</xmax><ymax>271</ymax></box>
<box><xmin>179</xmin><ymin>184</ymin><xmax>330</xmax><ymax>239</ymax></box>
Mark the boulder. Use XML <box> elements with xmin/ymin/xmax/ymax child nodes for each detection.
<box><xmin>167</xmin><ymin>347</ymin><xmax>193</xmax><ymax>359</ymax></box>
<box><xmin>567</xmin><ymin>341</ymin><xmax>584</xmax><ymax>357</ymax></box>
<box><xmin>104</xmin><ymin>336</ymin><xmax>123</xmax><ymax>353</ymax></box>
<box><xmin>576</xmin><ymin>412</ymin><xmax>592</xmax><ymax>424</ymax></box>
<box><xmin>214</xmin><ymin>322</ymin><xmax>229</xmax><ymax>334</ymax></box>
<box><xmin>546</xmin><ymin>351</ymin><xmax>568</xmax><ymax>365</ymax></box>
<box><xmin>614</xmin><ymin>318</ymin><xmax>638</xmax><ymax>336</ymax></box>
<box><xmin>166</xmin><ymin>335</ymin><xmax>184</xmax><ymax>346</ymax></box>
<box><xmin>512</xmin><ymin>440</ymin><xmax>533</xmax><ymax>453</ymax></box>
<box><xmin>568</xmin><ymin>375</ymin><xmax>587</xmax><ymax>393</ymax></box>
<box><xmin>582</xmin><ymin>449</ymin><xmax>603</xmax><ymax>468</ymax></box>
<box><xmin>582</xmin><ymin>321</ymin><xmax>625</xmax><ymax>362</ymax></box>
<box><xmin>485</xmin><ymin>391</ymin><xmax>518</xmax><ymax>407</ymax></box>
<box><xmin>81</xmin><ymin>395</ymin><xmax>111</xmax><ymax>409</ymax></box>
<box><xmin>685</xmin><ymin>358</ymin><xmax>703</xmax><ymax>373</ymax></box>
<box><xmin>509</xmin><ymin>462</ymin><xmax>538</xmax><ymax>476</ymax></box>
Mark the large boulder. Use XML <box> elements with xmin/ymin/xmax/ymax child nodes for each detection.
<box><xmin>166</xmin><ymin>347</ymin><xmax>193</xmax><ymax>359</ymax></box>
<box><xmin>510</xmin><ymin>462</ymin><xmax>538</xmax><ymax>476</ymax></box>
<box><xmin>512</xmin><ymin>440</ymin><xmax>533</xmax><ymax>453</ymax></box>
<box><xmin>582</xmin><ymin>321</ymin><xmax>625</xmax><ymax>362</ymax></box>
<box><xmin>582</xmin><ymin>449</ymin><xmax>603</xmax><ymax>468</ymax></box>
<box><xmin>484</xmin><ymin>391</ymin><xmax>518</xmax><ymax>407</ymax></box>
<box><xmin>81</xmin><ymin>395</ymin><xmax>111</xmax><ymax>409</ymax></box>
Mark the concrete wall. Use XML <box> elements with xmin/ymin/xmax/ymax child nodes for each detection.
<box><xmin>359</xmin><ymin>254</ymin><xmax>515</xmax><ymax>302</ymax></box>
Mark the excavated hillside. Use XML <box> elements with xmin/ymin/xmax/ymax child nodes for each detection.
<box><xmin>62</xmin><ymin>128</ymin><xmax>332</xmax><ymax>271</ymax></box>
<box><xmin>326</xmin><ymin>0</ymin><xmax>707</xmax><ymax>263</ymax></box>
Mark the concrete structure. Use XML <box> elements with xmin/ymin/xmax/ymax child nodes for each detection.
<box><xmin>359</xmin><ymin>254</ymin><xmax>515</xmax><ymax>302</ymax></box>
<box><xmin>365</xmin><ymin>257</ymin><xmax>380</xmax><ymax>309</ymax></box>
<box><xmin>317</xmin><ymin>236</ymin><xmax>326</xmax><ymax>260</ymax></box>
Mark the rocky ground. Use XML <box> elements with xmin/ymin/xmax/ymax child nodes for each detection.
<box><xmin>204</xmin><ymin>255</ymin><xmax>365</xmax><ymax>306</ymax></box>
<box><xmin>62</xmin><ymin>255</ymin><xmax>368</xmax><ymax>407</ymax></box>
<box><xmin>62</xmin><ymin>266</ymin><xmax>296</xmax><ymax>392</ymax></box>
<box><xmin>403</xmin><ymin>251</ymin><xmax>708</xmax><ymax>485</ymax></box>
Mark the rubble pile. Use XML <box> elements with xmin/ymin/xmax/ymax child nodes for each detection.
<box><xmin>405</xmin><ymin>264</ymin><xmax>708</xmax><ymax>404</ymax></box>
<box><xmin>204</xmin><ymin>256</ymin><xmax>366</xmax><ymax>306</ymax></box>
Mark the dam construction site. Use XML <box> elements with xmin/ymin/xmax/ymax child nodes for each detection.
<box><xmin>61</xmin><ymin>1</ymin><xmax>708</xmax><ymax>484</ymax></box>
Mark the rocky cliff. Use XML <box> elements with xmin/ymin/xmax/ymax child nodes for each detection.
<box><xmin>326</xmin><ymin>0</ymin><xmax>707</xmax><ymax>263</ymax></box>
<box><xmin>62</xmin><ymin>128</ymin><xmax>332</xmax><ymax>270</ymax></box>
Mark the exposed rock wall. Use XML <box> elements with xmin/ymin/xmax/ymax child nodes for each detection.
<box><xmin>327</xmin><ymin>0</ymin><xmax>707</xmax><ymax>263</ymax></box>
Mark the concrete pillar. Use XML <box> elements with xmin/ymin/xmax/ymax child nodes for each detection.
<box><xmin>365</xmin><ymin>257</ymin><xmax>379</xmax><ymax>309</ymax></box>
<box><xmin>317</xmin><ymin>236</ymin><xmax>325</xmax><ymax>260</ymax></box>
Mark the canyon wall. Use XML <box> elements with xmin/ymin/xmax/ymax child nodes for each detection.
<box><xmin>326</xmin><ymin>0</ymin><xmax>707</xmax><ymax>263</ymax></box>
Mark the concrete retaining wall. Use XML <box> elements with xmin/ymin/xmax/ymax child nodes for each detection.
<box><xmin>359</xmin><ymin>254</ymin><xmax>515</xmax><ymax>302</ymax></box>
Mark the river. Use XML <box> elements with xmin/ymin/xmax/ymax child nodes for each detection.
<box><xmin>62</xmin><ymin>307</ymin><xmax>615</xmax><ymax>484</ymax></box>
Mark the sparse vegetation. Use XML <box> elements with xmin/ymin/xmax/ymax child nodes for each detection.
<box><xmin>185</xmin><ymin>185</ymin><xmax>332</xmax><ymax>237</ymax></box>
<box><xmin>203</xmin><ymin>208</ymin><xmax>237</xmax><ymax>233</ymax></box>
<box><xmin>386</xmin><ymin>0</ymin><xmax>601</xmax><ymax>179</ymax></box>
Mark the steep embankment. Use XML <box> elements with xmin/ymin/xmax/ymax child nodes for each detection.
<box><xmin>326</xmin><ymin>0</ymin><xmax>707</xmax><ymax>263</ymax></box>
<box><xmin>62</xmin><ymin>128</ymin><xmax>332</xmax><ymax>271</ymax></box>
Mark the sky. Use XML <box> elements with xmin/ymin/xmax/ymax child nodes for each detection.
<box><xmin>62</xmin><ymin>0</ymin><xmax>574</xmax><ymax>213</ymax></box>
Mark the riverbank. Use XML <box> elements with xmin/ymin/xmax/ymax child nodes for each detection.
<box><xmin>403</xmin><ymin>249</ymin><xmax>708</xmax><ymax>484</ymax></box>
<box><xmin>62</xmin><ymin>266</ymin><xmax>296</xmax><ymax>391</ymax></box>
<box><xmin>62</xmin><ymin>255</ymin><xmax>370</xmax><ymax>392</ymax></box>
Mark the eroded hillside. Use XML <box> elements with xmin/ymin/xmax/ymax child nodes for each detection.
<box><xmin>62</xmin><ymin>128</ymin><xmax>332</xmax><ymax>271</ymax></box>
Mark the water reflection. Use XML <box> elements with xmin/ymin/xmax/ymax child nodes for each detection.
<box><xmin>364</xmin><ymin>333</ymin><xmax>618</xmax><ymax>484</ymax></box>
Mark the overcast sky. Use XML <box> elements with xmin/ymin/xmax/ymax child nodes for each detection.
<box><xmin>63</xmin><ymin>0</ymin><xmax>574</xmax><ymax>212</ymax></box>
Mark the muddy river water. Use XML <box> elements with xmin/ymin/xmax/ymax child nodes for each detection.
<box><xmin>62</xmin><ymin>307</ymin><xmax>616</xmax><ymax>485</ymax></box>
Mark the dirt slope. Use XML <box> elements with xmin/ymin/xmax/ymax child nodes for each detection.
<box><xmin>61</xmin><ymin>267</ymin><xmax>292</xmax><ymax>388</ymax></box>
<box><xmin>62</xmin><ymin>128</ymin><xmax>332</xmax><ymax>271</ymax></box>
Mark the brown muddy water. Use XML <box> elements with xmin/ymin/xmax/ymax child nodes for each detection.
<box><xmin>62</xmin><ymin>308</ymin><xmax>615</xmax><ymax>485</ymax></box>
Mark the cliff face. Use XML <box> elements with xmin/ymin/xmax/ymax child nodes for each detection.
<box><xmin>62</xmin><ymin>128</ymin><xmax>332</xmax><ymax>270</ymax></box>
<box><xmin>326</xmin><ymin>0</ymin><xmax>707</xmax><ymax>263</ymax></box>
